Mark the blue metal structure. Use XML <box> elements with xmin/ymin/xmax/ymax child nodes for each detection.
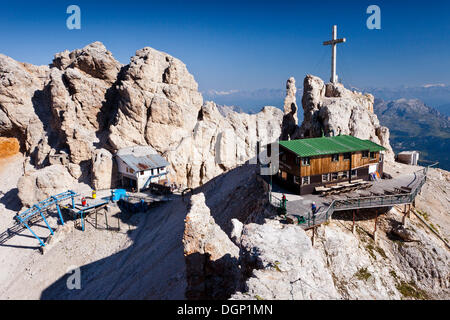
<box><xmin>15</xmin><ymin>190</ymin><xmax>78</xmax><ymax>247</ymax></box>
<box><xmin>111</xmin><ymin>189</ymin><xmax>128</xmax><ymax>202</ymax></box>
<box><xmin>72</xmin><ymin>189</ymin><xmax>129</xmax><ymax>231</ymax></box>
<box><xmin>143</xmin><ymin>172</ymin><xmax>170</xmax><ymax>190</ymax></box>
<box><xmin>73</xmin><ymin>199</ymin><xmax>110</xmax><ymax>231</ymax></box>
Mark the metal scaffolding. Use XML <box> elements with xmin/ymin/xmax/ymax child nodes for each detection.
<box><xmin>15</xmin><ymin>190</ymin><xmax>78</xmax><ymax>247</ymax></box>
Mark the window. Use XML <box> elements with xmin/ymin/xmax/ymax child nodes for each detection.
<box><xmin>301</xmin><ymin>157</ymin><xmax>310</xmax><ymax>166</ymax></box>
<box><xmin>331</xmin><ymin>172</ymin><xmax>338</xmax><ymax>181</ymax></box>
<box><xmin>370</xmin><ymin>152</ymin><xmax>376</xmax><ymax>160</ymax></box>
<box><xmin>281</xmin><ymin>171</ymin><xmax>287</xmax><ymax>180</ymax></box>
<box><xmin>339</xmin><ymin>171</ymin><xmax>348</xmax><ymax>179</ymax></box>
<box><xmin>332</xmin><ymin>154</ymin><xmax>339</xmax><ymax>162</ymax></box>
<box><xmin>302</xmin><ymin>176</ymin><xmax>310</xmax><ymax>185</ymax></box>
<box><xmin>362</xmin><ymin>150</ymin><xmax>369</xmax><ymax>158</ymax></box>
<box><xmin>322</xmin><ymin>174</ymin><xmax>330</xmax><ymax>182</ymax></box>
<box><xmin>343</xmin><ymin>153</ymin><xmax>351</xmax><ymax>161</ymax></box>
<box><xmin>351</xmin><ymin>169</ymin><xmax>357</xmax><ymax>177</ymax></box>
<box><xmin>294</xmin><ymin>176</ymin><xmax>301</xmax><ymax>184</ymax></box>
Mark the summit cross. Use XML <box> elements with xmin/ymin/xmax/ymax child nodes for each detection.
<box><xmin>323</xmin><ymin>25</ymin><xmax>346</xmax><ymax>84</ymax></box>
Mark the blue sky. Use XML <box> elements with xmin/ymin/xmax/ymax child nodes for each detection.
<box><xmin>0</xmin><ymin>0</ymin><xmax>449</xmax><ymax>92</ymax></box>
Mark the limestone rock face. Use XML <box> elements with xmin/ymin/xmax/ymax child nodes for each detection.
<box><xmin>107</xmin><ymin>46</ymin><xmax>283</xmax><ymax>188</ymax></box>
<box><xmin>52</xmin><ymin>41</ymin><xmax>121</xmax><ymax>82</ymax></box>
<box><xmin>295</xmin><ymin>75</ymin><xmax>394</xmax><ymax>161</ymax></box>
<box><xmin>281</xmin><ymin>77</ymin><xmax>298</xmax><ymax>140</ymax></box>
<box><xmin>0</xmin><ymin>54</ymin><xmax>50</xmax><ymax>165</ymax></box>
<box><xmin>1</xmin><ymin>42</ymin><xmax>122</xmax><ymax>168</ymax></box>
<box><xmin>108</xmin><ymin>47</ymin><xmax>203</xmax><ymax>151</ymax></box>
<box><xmin>315</xmin><ymin>225</ymin><xmax>401</xmax><ymax>300</ymax></box>
<box><xmin>17</xmin><ymin>164</ymin><xmax>90</xmax><ymax>207</ymax></box>
<box><xmin>91</xmin><ymin>149</ymin><xmax>113</xmax><ymax>190</ymax></box>
<box><xmin>167</xmin><ymin>102</ymin><xmax>282</xmax><ymax>187</ymax></box>
<box><xmin>392</xmin><ymin>225</ymin><xmax>417</xmax><ymax>242</ymax></box>
<box><xmin>183</xmin><ymin>193</ymin><xmax>241</xmax><ymax>300</ymax></box>
<box><xmin>284</xmin><ymin>77</ymin><xmax>298</xmax><ymax>118</ymax></box>
<box><xmin>48</xmin><ymin>42</ymin><xmax>122</xmax><ymax>164</ymax></box>
<box><xmin>232</xmin><ymin>220</ymin><xmax>340</xmax><ymax>300</ymax></box>
<box><xmin>1</xmin><ymin>42</ymin><xmax>283</xmax><ymax>190</ymax></box>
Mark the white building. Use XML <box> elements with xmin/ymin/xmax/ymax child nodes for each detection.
<box><xmin>116</xmin><ymin>146</ymin><xmax>170</xmax><ymax>192</ymax></box>
<box><xmin>397</xmin><ymin>151</ymin><xmax>420</xmax><ymax>166</ymax></box>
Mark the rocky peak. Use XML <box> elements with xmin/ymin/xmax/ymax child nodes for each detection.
<box><xmin>52</xmin><ymin>42</ymin><xmax>121</xmax><ymax>82</ymax></box>
<box><xmin>183</xmin><ymin>193</ymin><xmax>241</xmax><ymax>299</ymax></box>
<box><xmin>1</xmin><ymin>42</ymin><xmax>283</xmax><ymax>196</ymax></box>
<box><xmin>282</xmin><ymin>74</ymin><xmax>394</xmax><ymax>161</ymax></box>
<box><xmin>281</xmin><ymin>77</ymin><xmax>299</xmax><ymax>140</ymax></box>
<box><xmin>0</xmin><ymin>54</ymin><xmax>50</xmax><ymax>165</ymax></box>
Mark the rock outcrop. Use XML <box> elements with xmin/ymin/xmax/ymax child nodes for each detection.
<box><xmin>91</xmin><ymin>148</ymin><xmax>113</xmax><ymax>190</ymax></box>
<box><xmin>17</xmin><ymin>164</ymin><xmax>90</xmax><ymax>207</ymax></box>
<box><xmin>108</xmin><ymin>46</ymin><xmax>282</xmax><ymax>187</ymax></box>
<box><xmin>0</xmin><ymin>42</ymin><xmax>283</xmax><ymax>192</ymax></box>
<box><xmin>108</xmin><ymin>46</ymin><xmax>203</xmax><ymax>151</ymax></box>
<box><xmin>0</xmin><ymin>54</ymin><xmax>50</xmax><ymax>166</ymax></box>
<box><xmin>183</xmin><ymin>193</ymin><xmax>241</xmax><ymax>299</ymax></box>
<box><xmin>290</xmin><ymin>75</ymin><xmax>394</xmax><ymax>161</ymax></box>
<box><xmin>167</xmin><ymin>102</ymin><xmax>282</xmax><ymax>187</ymax></box>
<box><xmin>48</xmin><ymin>42</ymin><xmax>122</xmax><ymax>165</ymax></box>
<box><xmin>232</xmin><ymin>220</ymin><xmax>340</xmax><ymax>300</ymax></box>
<box><xmin>280</xmin><ymin>77</ymin><xmax>298</xmax><ymax>140</ymax></box>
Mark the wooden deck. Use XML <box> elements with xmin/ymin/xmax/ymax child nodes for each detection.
<box><xmin>269</xmin><ymin>166</ymin><xmax>429</xmax><ymax>230</ymax></box>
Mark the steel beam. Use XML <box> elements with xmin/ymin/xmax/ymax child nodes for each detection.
<box><xmin>56</xmin><ymin>204</ymin><xmax>64</xmax><ymax>225</ymax></box>
<box><xmin>23</xmin><ymin>221</ymin><xmax>45</xmax><ymax>247</ymax></box>
<box><xmin>39</xmin><ymin>211</ymin><xmax>54</xmax><ymax>236</ymax></box>
<box><xmin>51</xmin><ymin>196</ymin><xmax>65</xmax><ymax>225</ymax></box>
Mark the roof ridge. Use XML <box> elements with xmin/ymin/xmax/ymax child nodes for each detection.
<box><xmin>300</xmin><ymin>140</ymin><xmax>323</xmax><ymax>154</ymax></box>
<box><xmin>329</xmin><ymin>136</ymin><xmax>355</xmax><ymax>151</ymax></box>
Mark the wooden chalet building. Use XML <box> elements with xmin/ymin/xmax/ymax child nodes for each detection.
<box><xmin>275</xmin><ymin>135</ymin><xmax>385</xmax><ymax>195</ymax></box>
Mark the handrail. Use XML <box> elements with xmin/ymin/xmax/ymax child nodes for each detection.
<box><xmin>16</xmin><ymin>190</ymin><xmax>78</xmax><ymax>222</ymax></box>
<box><xmin>269</xmin><ymin>164</ymin><xmax>432</xmax><ymax>229</ymax></box>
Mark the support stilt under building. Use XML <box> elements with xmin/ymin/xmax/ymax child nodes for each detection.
<box><xmin>352</xmin><ymin>209</ymin><xmax>356</xmax><ymax>234</ymax></box>
<box><xmin>373</xmin><ymin>210</ymin><xmax>378</xmax><ymax>243</ymax></box>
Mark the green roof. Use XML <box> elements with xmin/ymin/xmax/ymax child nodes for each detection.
<box><xmin>279</xmin><ymin>135</ymin><xmax>385</xmax><ymax>158</ymax></box>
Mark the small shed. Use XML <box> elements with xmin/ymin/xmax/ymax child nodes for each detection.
<box><xmin>116</xmin><ymin>146</ymin><xmax>170</xmax><ymax>192</ymax></box>
<box><xmin>397</xmin><ymin>151</ymin><xmax>420</xmax><ymax>166</ymax></box>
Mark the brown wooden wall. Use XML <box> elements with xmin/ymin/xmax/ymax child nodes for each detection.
<box><xmin>279</xmin><ymin>146</ymin><xmax>380</xmax><ymax>177</ymax></box>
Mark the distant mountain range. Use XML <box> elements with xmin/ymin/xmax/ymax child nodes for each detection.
<box><xmin>204</xmin><ymin>88</ymin><xmax>286</xmax><ymax>114</ymax></box>
<box><xmin>205</xmin><ymin>83</ymin><xmax>450</xmax><ymax>170</ymax></box>
<box><xmin>359</xmin><ymin>84</ymin><xmax>450</xmax><ymax>116</ymax></box>
<box><xmin>204</xmin><ymin>83</ymin><xmax>450</xmax><ymax>116</ymax></box>
<box><xmin>373</xmin><ymin>98</ymin><xmax>450</xmax><ymax>170</ymax></box>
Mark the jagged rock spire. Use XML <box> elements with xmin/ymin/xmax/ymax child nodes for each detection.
<box><xmin>281</xmin><ymin>77</ymin><xmax>298</xmax><ymax>140</ymax></box>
